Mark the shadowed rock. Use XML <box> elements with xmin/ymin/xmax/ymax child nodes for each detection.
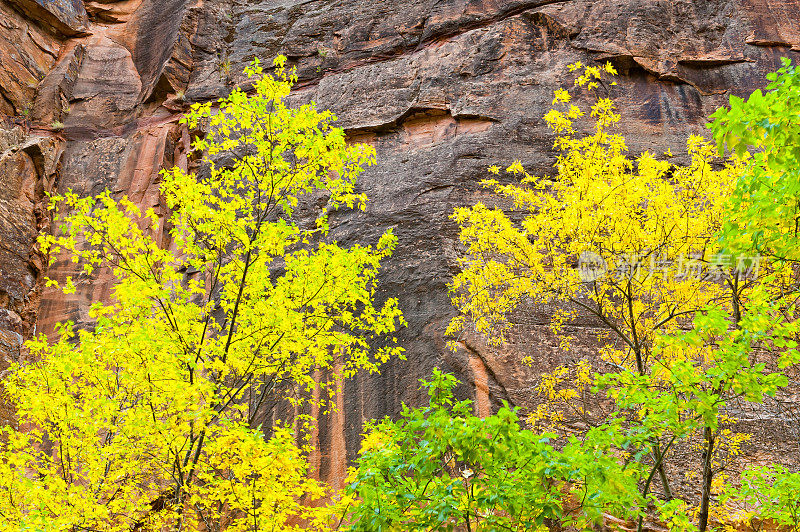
<box><xmin>6</xmin><ymin>0</ymin><xmax>89</xmax><ymax>36</ymax></box>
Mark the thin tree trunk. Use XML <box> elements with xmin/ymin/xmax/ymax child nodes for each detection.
<box><xmin>652</xmin><ymin>439</ymin><xmax>673</xmax><ymax>500</ymax></box>
<box><xmin>698</xmin><ymin>426</ymin><xmax>715</xmax><ymax>532</ymax></box>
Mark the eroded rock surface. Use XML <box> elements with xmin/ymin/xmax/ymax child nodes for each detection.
<box><xmin>6</xmin><ymin>0</ymin><xmax>89</xmax><ymax>36</ymax></box>
<box><xmin>0</xmin><ymin>0</ymin><xmax>799</xmax><ymax>487</ymax></box>
<box><xmin>0</xmin><ymin>125</ymin><xmax>61</xmax><ymax>396</ymax></box>
<box><xmin>0</xmin><ymin>1</ymin><xmax>60</xmax><ymax>116</ymax></box>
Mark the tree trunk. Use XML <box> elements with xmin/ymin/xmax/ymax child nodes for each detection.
<box><xmin>698</xmin><ymin>426</ymin><xmax>715</xmax><ymax>532</ymax></box>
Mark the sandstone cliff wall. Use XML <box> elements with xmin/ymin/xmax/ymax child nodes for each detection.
<box><xmin>0</xmin><ymin>0</ymin><xmax>798</xmax><ymax>487</ymax></box>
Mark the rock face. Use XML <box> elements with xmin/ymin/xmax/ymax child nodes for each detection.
<box><xmin>0</xmin><ymin>0</ymin><xmax>799</xmax><ymax>487</ymax></box>
<box><xmin>6</xmin><ymin>0</ymin><xmax>89</xmax><ymax>36</ymax></box>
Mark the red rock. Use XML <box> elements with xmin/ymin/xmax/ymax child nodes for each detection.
<box><xmin>6</xmin><ymin>0</ymin><xmax>89</xmax><ymax>36</ymax></box>
<box><xmin>0</xmin><ymin>130</ymin><xmax>61</xmax><ymax>338</ymax></box>
<box><xmin>1</xmin><ymin>0</ymin><xmax>800</xmax><ymax>495</ymax></box>
<box><xmin>32</xmin><ymin>43</ymin><xmax>84</xmax><ymax>124</ymax></box>
<box><xmin>0</xmin><ymin>1</ymin><xmax>59</xmax><ymax>115</ymax></box>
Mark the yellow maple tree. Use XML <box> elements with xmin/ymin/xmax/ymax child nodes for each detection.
<box><xmin>447</xmin><ymin>61</ymin><xmax>775</xmax><ymax>506</ymax></box>
<box><xmin>0</xmin><ymin>56</ymin><xmax>404</xmax><ymax>531</ymax></box>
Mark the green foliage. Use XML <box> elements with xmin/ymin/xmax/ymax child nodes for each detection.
<box><xmin>710</xmin><ymin>57</ymin><xmax>800</xmax><ymax>262</ymax></box>
<box><xmin>345</xmin><ymin>370</ymin><xmax>643</xmax><ymax>531</ymax></box>
<box><xmin>0</xmin><ymin>56</ymin><xmax>404</xmax><ymax>530</ymax></box>
<box><xmin>708</xmin><ymin>57</ymin><xmax>800</xmax><ymax>530</ymax></box>
<box><xmin>448</xmin><ymin>59</ymin><xmax>800</xmax><ymax>531</ymax></box>
<box><xmin>603</xmin><ymin>298</ymin><xmax>792</xmax><ymax>432</ymax></box>
<box><xmin>598</xmin><ymin>298</ymin><xmax>799</xmax><ymax>530</ymax></box>
<box><xmin>723</xmin><ymin>465</ymin><xmax>800</xmax><ymax>530</ymax></box>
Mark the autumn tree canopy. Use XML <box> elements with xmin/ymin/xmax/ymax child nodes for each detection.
<box><xmin>0</xmin><ymin>56</ymin><xmax>404</xmax><ymax>531</ymax></box>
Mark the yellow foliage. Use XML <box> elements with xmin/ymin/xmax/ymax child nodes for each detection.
<box><xmin>0</xmin><ymin>56</ymin><xmax>403</xmax><ymax>530</ymax></box>
<box><xmin>450</xmin><ymin>62</ymin><xmax>747</xmax><ymax>376</ymax></box>
<box><xmin>448</xmin><ymin>63</ymin><xmax>786</xmax><ymax>514</ymax></box>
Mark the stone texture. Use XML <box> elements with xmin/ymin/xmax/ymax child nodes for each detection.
<box><xmin>37</xmin><ymin>122</ymin><xmax>184</xmax><ymax>336</ymax></box>
<box><xmin>32</xmin><ymin>43</ymin><xmax>84</xmax><ymax>124</ymax></box>
<box><xmin>65</xmin><ymin>35</ymin><xmax>143</xmax><ymax>129</ymax></box>
<box><xmin>209</xmin><ymin>0</ymin><xmax>800</xmax><ymax>483</ymax></box>
<box><xmin>6</xmin><ymin>0</ymin><xmax>89</xmax><ymax>36</ymax></box>
<box><xmin>0</xmin><ymin>1</ymin><xmax>60</xmax><ymax>115</ymax></box>
<box><xmin>20</xmin><ymin>0</ymin><xmax>191</xmax><ymax>134</ymax></box>
<box><xmin>84</xmin><ymin>0</ymin><xmax>140</xmax><ymax>24</ymax></box>
<box><xmin>0</xmin><ymin>129</ymin><xmax>61</xmax><ymax>332</ymax></box>
<box><xmin>0</xmin><ymin>0</ymin><xmax>799</xmax><ymax>491</ymax></box>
